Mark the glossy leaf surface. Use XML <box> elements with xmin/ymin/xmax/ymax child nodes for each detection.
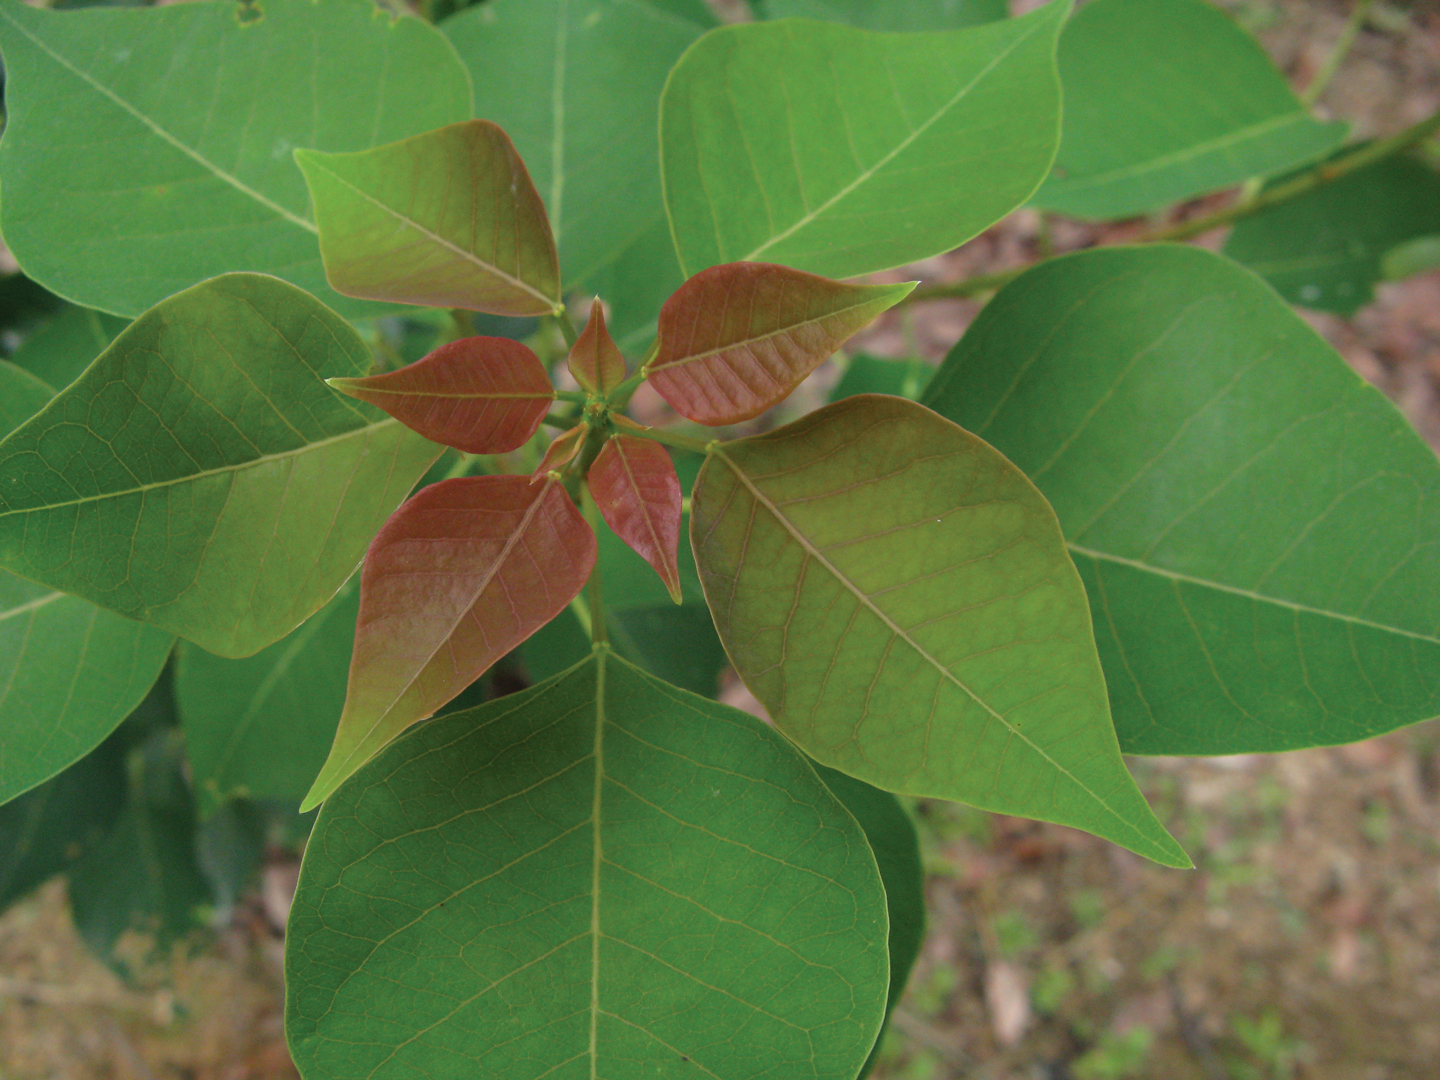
<box><xmin>296</xmin><ymin>121</ymin><xmax>561</xmax><ymax>317</ymax></box>
<box><xmin>0</xmin><ymin>0</ymin><xmax>471</xmax><ymax>318</ymax></box>
<box><xmin>0</xmin><ymin>365</ymin><xmax>174</xmax><ymax>806</ymax></box>
<box><xmin>924</xmin><ymin>245</ymin><xmax>1440</xmax><ymax>756</ymax></box>
<box><xmin>177</xmin><ymin>580</ymin><xmax>359</xmax><ymax>817</ymax></box>
<box><xmin>589</xmin><ymin>436</ymin><xmax>684</xmax><ymax>604</ymax></box>
<box><xmin>0</xmin><ymin>273</ymin><xmax>441</xmax><ymax>658</ymax></box>
<box><xmin>303</xmin><ymin>475</ymin><xmax>596</xmax><ymax>810</ymax></box>
<box><xmin>661</xmin><ymin>3</ymin><xmax>1067</xmax><ymax>279</ymax></box>
<box><xmin>328</xmin><ymin>336</ymin><xmax>554</xmax><ymax>454</ymax></box>
<box><xmin>758</xmin><ymin>0</ymin><xmax>1005</xmax><ymax>29</ymax></box>
<box><xmin>1033</xmin><ymin>0</ymin><xmax>1346</xmax><ymax>220</ymax></box>
<box><xmin>691</xmin><ymin>395</ymin><xmax>1186</xmax><ymax>866</ymax></box>
<box><xmin>7</xmin><ymin>303</ymin><xmax>126</xmax><ymax>390</ymax></box>
<box><xmin>568</xmin><ymin>300</ymin><xmax>627</xmax><ymax>396</ymax></box>
<box><xmin>287</xmin><ymin>652</ymin><xmax>889</xmax><ymax>1080</ymax></box>
<box><xmin>649</xmin><ymin>262</ymin><xmax>914</xmax><ymax>425</ymax></box>
<box><xmin>1224</xmin><ymin>154</ymin><xmax>1440</xmax><ymax>315</ymax></box>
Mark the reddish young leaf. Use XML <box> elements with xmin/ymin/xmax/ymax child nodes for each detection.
<box><xmin>588</xmin><ymin>435</ymin><xmax>684</xmax><ymax>604</ymax></box>
<box><xmin>646</xmin><ymin>262</ymin><xmax>915</xmax><ymax>425</ymax></box>
<box><xmin>326</xmin><ymin>336</ymin><xmax>554</xmax><ymax>454</ymax></box>
<box><xmin>295</xmin><ymin>120</ymin><xmax>562</xmax><ymax>316</ymax></box>
<box><xmin>567</xmin><ymin>299</ymin><xmax>627</xmax><ymax>396</ymax></box>
<box><xmin>533</xmin><ymin>424</ymin><xmax>586</xmax><ymax>478</ymax></box>
<box><xmin>300</xmin><ymin>475</ymin><xmax>596</xmax><ymax>809</ymax></box>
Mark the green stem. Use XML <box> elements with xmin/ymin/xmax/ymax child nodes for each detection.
<box><xmin>554</xmin><ymin>309</ymin><xmax>580</xmax><ymax>350</ymax></box>
<box><xmin>580</xmin><ymin>488</ymin><xmax>607</xmax><ymax>647</ymax></box>
<box><xmin>441</xmin><ymin>452</ymin><xmax>475</xmax><ymax>481</ymax></box>
<box><xmin>555</xmin><ymin>390</ymin><xmax>589</xmax><ymax>404</ymax></box>
<box><xmin>1302</xmin><ymin>0</ymin><xmax>1375</xmax><ymax>107</ymax></box>
<box><xmin>904</xmin><ymin>266</ymin><xmax>1027</xmax><ymax>304</ymax></box>
<box><xmin>542</xmin><ymin>412</ymin><xmax>580</xmax><ymax>430</ymax></box>
<box><xmin>606</xmin><ymin>367</ymin><xmax>650</xmax><ymax>411</ymax></box>
<box><xmin>627</xmin><ymin>424</ymin><xmax>714</xmax><ymax>455</ymax></box>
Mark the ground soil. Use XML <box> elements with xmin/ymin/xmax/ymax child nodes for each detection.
<box><xmin>2</xmin><ymin>1</ymin><xmax>1438</xmax><ymax>1078</ymax></box>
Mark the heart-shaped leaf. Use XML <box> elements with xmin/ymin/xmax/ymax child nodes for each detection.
<box><xmin>589</xmin><ymin>435</ymin><xmax>684</xmax><ymax>604</ymax></box>
<box><xmin>691</xmin><ymin>394</ymin><xmax>1187</xmax><ymax>867</ymax></box>
<box><xmin>302</xmin><ymin>474</ymin><xmax>596</xmax><ymax>810</ymax></box>
<box><xmin>287</xmin><ymin>652</ymin><xmax>890</xmax><ymax>1080</ymax></box>
<box><xmin>327</xmin><ymin>336</ymin><xmax>554</xmax><ymax>455</ymax></box>
<box><xmin>0</xmin><ymin>273</ymin><xmax>442</xmax><ymax>659</ymax></box>
<box><xmin>647</xmin><ymin>262</ymin><xmax>914</xmax><ymax>425</ymax></box>
<box><xmin>295</xmin><ymin>120</ymin><xmax>562</xmax><ymax>317</ymax></box>
<box><xmin>568</xmin><ymin>299</ymin><xmax>627</xmax><ymax>397</ymax></box>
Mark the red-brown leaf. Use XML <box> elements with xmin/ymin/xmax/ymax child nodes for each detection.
<box><xmin>533</xmin><ymin>424</ymin><xmax>585</xmax><ymax>478</ymax></box>
<box><xmin>568</xmin><ymin>299</ymin><xmax>627</xmax><ymax>396</ymax></box>
<box><xmin>301</xmin><ymin>474</ymin><xmax>595</xmax><ymax>808</ymax></box>
<box><xmin>588</xmin><ymin>435</ymin><xmax>683</xmax><ymax>604</ymax></box>
<box><xmin>646</xmin><ymin>261</ymin><xmax>914</xmax><ymax>425</ymax></box>
<box><xmin>327</xmin><ymin>336</ymin><xmax>554</xmax><ymax>454</ymax></box>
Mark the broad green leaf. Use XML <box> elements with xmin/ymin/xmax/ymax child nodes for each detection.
<box><xmin>831</xmin><ymin>353</ymin><xmax>932</xmax><ymax>403</ymax></box>
<box><xmin>1032</xmin><ymin>0</ymin><xmax>1347</xmax><ymax>220</ymax></box>
<box><xmin>286</xmin><ymin>651</ymin><xmax>890</xmax><ymax>1079</ymax></box>
<box><xmin>811</xmin><ymin>765</ymin><xmax>924</xmax><ymax>1080</ymax></box>
<box><xmin>0</xmin><ymin>0</ymin><xmax>472</xmax><ymax>319</ymax></box>
<box><xmin>303</xmin><ymin>475</ymin><xmax>596</xmax><ymax>810</ymax></box>
<box><xmin>296</xmin><ymin>121</ymin><xmax>561</xmax><ymax>317</ymax></box>
<box><xmin>589</xmin><ymin>436</ymin><xmax>684</xmax><ymax>603</ymax></box>
<box><xmin>441</xmin><ymin>0</ymin><xmax>704</xmax><ymax>332</ymax></box>
<box><xmin>568</xmin><ymin>299</ymin><xmax>627</xmax><ymax>396</ymax></box>
<box><xmin>0</xmin><ymin>273</ymin><xmax>442</xmax><ymax>659</ymax></box>
<box><xmin>1223</xmin><ymin>155</ymin><xmax>1440</xmax><ymax>315</ymax></box>
<box><xmin>7</xmin><ymin>304</ymin><xmax>126</xmax><ymax>390</ymax></box>
<box><xmin>691</xmin><ymin>394</ymin><xmax>1187</xmax><ymax>866</ymax></box>
<box><xmin>68</xmin><ymin>730</ymin><xmax>212</xmax><ymax>975</ymax></box>
<box><xmin>648</xmin><ymin>262</ymin><xmax>914</xmax><ymax>425</ymax></box>
<box><xmin>176</xmin><ymin>580</ymin><xmax>359</xmax><ymax>817</ymax></box>
<box><xmin>0</xmin><ymin>364</ymin><xmax>174</xmax><ymax>806</ymax></box>
<box><xmin>327</xmin><ymin>335</ymin><xmax>555</xmax><ymax>454</ymax></box>
<box><xmin>0</xmin><ymin>728</ymin><xmax>126</xmax><ymax>910</ymax></box>
<box><xmin>660</xmin><ymin>2</ymin><xmax>1068</xmax><ymax>279</ymax></box>
<box><xmin>923</xmin><ymin>245</ymin><xmax>1440</xmax><ymax>756</ymax></box>
<box><xmin>757</xmin><ymin>0</ymin><xmax>1006</xmax><ymax>30</ymax></box>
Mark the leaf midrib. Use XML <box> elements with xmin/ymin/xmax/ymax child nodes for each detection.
<box><xmin>1068</xmin><ymin>543</ymin><xmax>1440</xmax><ymax>646</ymax></box>
<box><xmin>0</xmin><ymin>6</ymin><xmax>319</xmax><ymax>236</ymax></box>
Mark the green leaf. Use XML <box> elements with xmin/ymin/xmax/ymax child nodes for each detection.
<box><xmin>441</xmin><ymin>0</ymin><xmax>704</xmax><ymax>333</ymax></box>
<box><xmin>690</xmin><ymin>394</ymin><xmax>1187</xmax><ymax>866</ymax></box>
<box><xmin>757</xmin><ymin>0</ymin><xmax>1006</xmax><ymax>30</ymax></box>
<box><xmin>176</xmin><ymin>580</ymin><xmax>359</xmax><ymax>817</ymax></box>
<box><xmin>0</xmin><ymin>0</ymin><xmax>472</xmax><ymax>319</ymax></box>
<box><xmin>660</xmin><ymin>2</ymin><xmax>1068</xmax><ymax>279</ymax></box>
<box><xmin>1032</xmin><ymin>0</ymin><xmax>1347</xmax><ymax>220</ymax></box>
<box><xmin>811</xmin><ymin>765</ymin><xmax>924</xmax><ymax>1080</ymax></box>
<box><xmin>295</xmin><ymin>120</ymin><xmax>562</xmax><ymax>317</ymax></box>
<box><xmin>286</xmin><ymin>651</ymin><xmax>890</xmax><ymax>1079</ymax></box>
<box><xmin>830</xmin><ymin>353</ymin><xmax>932</xmax><ymax>404</ymax></box>
<box><xmin>1223</xmin><ymin>154</ymin><xmax>1440</xmax><ymax>315</ymax></box>
<box><xmin>0</xmin><ymin>728</ymin><xmax>127</xmax><ymax>910</ymax></box>
<box><xmin>68</xmin><ymin>730</ymin><xmax>212</xmax><ymax>975</ymax></box>
<box><xmin>922</xmin><ymin>245</ymin><xmax>1440</xmax><ymax>756</ymax></box>
<box><xmin>6</xmin><ymin>304</ymin><xmax>126</xmax><ymax>390</ymax></box>
<box><xmin>0</xmin><ymin>272</ymin><xmax>442</xmax><ymax>659</ymax></box>
<box><xmin>609</xmin><ymin>603</ymin><xmax>730</xmax><ymax>697</ymax></box>
<box><xmin>0</xmin><ymin>364</ymin><xmax>174</xmax><ymax>806</ymax></box>
<box><xmin>1383</xmin><ymin>234</ymin><xmax>1440</xmax><ymax>280</ymax></box>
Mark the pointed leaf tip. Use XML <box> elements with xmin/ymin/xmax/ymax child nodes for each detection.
<box><xmin>533</xmin><ymin>424</ymin><xmax>586</xmax><ymax>479</ymax></box>
<box><xmin>589</xmin><ymin>436</ymin><xmax>684</xmax><ymax>604</ymax></box>
<box><xmin>302</xmin><ymin>474</ymin><xmax>596</xmax><ymax>808</ymax></box>
<box><xmin>568</xmin><ymin>299</ymin><xmax>627</xmax><ymax>396</ymax></box>
<box><xmin>326</xmin><ymin>336</ymin><xmax>554</xmax><ymax>455</ymax></box>
<box><xmin>648</xmin><ymin>262</ymin><xmax>914</xmax><ymax>425</ymax></box>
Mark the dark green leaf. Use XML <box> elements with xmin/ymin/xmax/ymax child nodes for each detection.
<box><xmin>758</xmin><ymin>0</ymin><xmax>1006</xmax><ymax>30</ymax></box>
<box><xmin>286</xmin><ymin>651</ymin><xmax>890</xmax><ymax>1079</ymax></box>
<box><xmin>661</xmin><ymin>2</ymin><xmax>1068</xmax><ymax>279</ymax></box>
<box><xmin>610</xmin><ymin>603</ymin><xmax>730</xmax><ymax>697</ymax></box>
<box><xmin>1032</xmin><ymin>0</ymin><xmax>1347</xmax><ymax>220</ymax></box>
<box><xmin>830</xmin><ymin>353</ymin><xmax>932</xmax><ymax>403</ymax></box>
<box><xmin>0</xmin><ymin>0</ymin><xmax>472</xmax><ymax>319</ymax></box>
<box><xmin>1223</xmin><ymin>154</ymin><xmax>1440</xmax><ymax>314</ymax></box>
<box><xmin>176</xmin><ymin>579</ymin><xmax>359</xmax><ymax>817</ymax></box>
<box><xmin>691</xmin><ymin>394</ymin><xmax>1188</xmax><ymax>866</ymax></box>
<box><xmin>6</xmin><ymin>304</ymin><xmax>127</xmax><ymax>391</ymax></box>
<box><xmin>0</xmin><ymin>359</ymin><xmax>53</xmax><ymax>429</ymax></box>
<box><xmin>195</xmin><ymin>800</ymin><xmax>267</xmax><ymax>915</ymax></box>
<box><xmin>0</xmin><ymin>273</ymin><xmax>442</xmax><ymax>658</ymax></box>
<box><xmin>923</xmin><ymin>245</ymin><xmax>1440</xmax><ymax>756</ymax></box>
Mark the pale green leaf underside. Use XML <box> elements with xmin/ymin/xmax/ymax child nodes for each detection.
<box><xmin>0</xmin><ymin>273</ymin><xmax>441</xmax><ymax>659</ymax></box>
<box><xmin>660</xmin><ymin>1</ymin><xmax>1068</xmax><ymax>280</ymax></box>
<box><xmin>691</xmin><ymin>395</ymin><xmax>1186</xmax><ymax>867</ymax></box>
<box><xmin>0</xmin><ymin>0</ymin><xmax>471</xmax><ymax>318</ymax></box>
<box><xmin>924</xmin><ymin>245</ymin><xmax>1440</xmax><ymax>756</ymax></box>
<box><xmin>1033</xmin><ymin>0</ymin><xmax>1346</xmax><ymax>219</ymax></box>
<box><xmin>286</xmin><ymin>651</ymin><xmax>889</xmax><ymax>1079</ymax></box>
